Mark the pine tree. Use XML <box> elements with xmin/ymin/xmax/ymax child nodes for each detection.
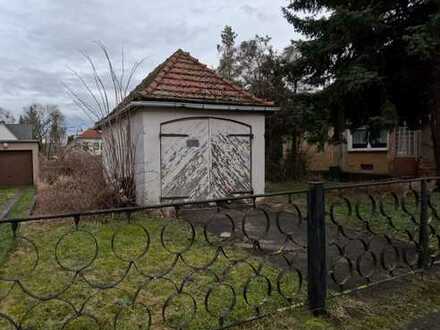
<box><xmin>283</xmin><ymin>1</ymin><xmax>440</xmax><ymax>159</ymax></box>
<box><xmin>217</xmin><ymin>26</ymin><xmax>240</xmax><ymax>82</ymax></box>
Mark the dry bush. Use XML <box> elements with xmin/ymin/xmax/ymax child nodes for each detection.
<box><xmin>36</xmin><ymin>151</ymin><xmax>119</xmax><ymax>214</ymax></box>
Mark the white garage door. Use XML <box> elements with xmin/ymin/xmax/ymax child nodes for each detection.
<box><xmin>160</xmin><ymin>117</ymin><xmax>252</xmax><ymax>201</ymax></box>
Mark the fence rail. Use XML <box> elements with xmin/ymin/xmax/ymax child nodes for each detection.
<box><xmin>0</xmin><ymin>176</ymin><xmax>439</xmax><ymax>329</ymax></box>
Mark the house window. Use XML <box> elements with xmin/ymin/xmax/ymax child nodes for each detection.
<box><xmin>396</xmin><ymin>126</ymin><xmax>419</xmax><ymax>158</ymax></box>
<box><xmin>348</xmin><ymin>129</ymin><xmax>388</xmax><ymax>151</ymax></box>
<box><xmin>369</xmin><ymin>130</ymin><xmax>388</xmax><ymax>148</ymax></box>
<box><xmin>352</xmin><ymin>129</ymin><xmax>368</xmax><ymax>149</ymax></box>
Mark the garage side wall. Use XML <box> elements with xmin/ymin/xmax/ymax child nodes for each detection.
<box><xmin>101</xmin><ymin>112</ymin><xmax>146</xmax><ymax>206</ymax></box>
<box><xmin>139</xmin><ymin>108</ymin><xmax>266</xmax><ymax>205</ymax></box>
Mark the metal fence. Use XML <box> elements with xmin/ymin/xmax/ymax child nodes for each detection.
<box><xmin>0</xmin><ymin>177</ymin><xmax>439</xmax><ymax>329</ymax></box>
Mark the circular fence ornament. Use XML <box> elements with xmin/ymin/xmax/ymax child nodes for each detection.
<box><xmin>162</xmin><ymin>292</ymin><xmax>197</xmax><ymax>329</ymax></box>
<box><xmin>55</xmin><ymin>230</ymin><xmax>98</xmax><ymax>273</ymax></box>
<box><xmin>114</xmin><ymin>303</ymin><xmax>152</xmax><ymax>330</ymax></box>
<box><xmin>0</xmin><ymin>236</ymin><xmax>39</xmax><ymax>282</ymax></box>
<box><xmin>160</xmin><ymin>220</ymin><xmax>195</xmax><ymax>255</ymax></box>
<box><xmin>205</xmin><ymin>283</ymin><xmax>236</xmax><ymax>322</ymax></box>
<box><xmin>111</xmin><ymin>224</ymin><xmax>151</xmax><ymax>262</ymax></box>
<box><xmin>276</xmin><ymin>267</ymin><xmax>303</xmax><ymax>303</ymax></box>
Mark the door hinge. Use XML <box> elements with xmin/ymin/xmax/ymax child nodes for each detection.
<box><xmin>160</xmin><ymin>133</ymin><xmax>189</xmax><ymax>138</ymax></box>
<box><xmin>227</xmin><ymin>134</ymin><xmax>254</xmax><ymax>139</ymax></box>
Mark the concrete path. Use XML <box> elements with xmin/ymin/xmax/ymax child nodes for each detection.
<box><xmin>178</xmin><ymin>202</ymin><xmax>418</xmax><ymax>291</ymax></box>
<box><xmin>403</xmin><ymin>312</ymin><xmax>440</xmax><ymax>330</ymax></box>
<box><xmin>0</xmin><ymin>189</ymin><xmax>23</xmax><ymax>220</ymax></box>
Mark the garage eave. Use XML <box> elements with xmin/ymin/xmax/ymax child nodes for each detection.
<box><xmin>130</xmin><ymin>101</ymin><xmax>280</xmax><ymax>112</ymax></box>
<box><xmin>0</xmin><ymin>140</ymin><xmax>39</xmax><ymax>144</ymax></box>
<box><xmin>95</xmin><ymin>101</ymin><xmax>279</xmax><ymax>128</ymax></box>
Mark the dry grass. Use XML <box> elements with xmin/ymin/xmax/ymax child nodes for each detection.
<box><xmin>37</xmin><ymin>151</ymin><xmax>118</xmax><ymax>214</ymax></box>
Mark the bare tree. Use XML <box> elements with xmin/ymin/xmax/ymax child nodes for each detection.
<box><xmin>46</xmin><ymin>109</ymin><xmax>66</xmax><ymax>158</ymax></box>
<box><xmin>0</xmin><ymin>107</ymin><xmax>15</xmax><ymax>123</ymax></box>
<box><xmin>20</xmin><ymin>104</ymin><xmax>65</xmax><ymax>158</ymax></box>
<box><xmin>64</xmin><ymin>43</ymin><xmax>145</xmax><ymax>205</ymax></box>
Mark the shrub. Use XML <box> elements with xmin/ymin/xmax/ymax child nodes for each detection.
<box><xmin>37</xmin><ymin>151</ymin><xmax>120</xmax><ymax>214</ymax></box>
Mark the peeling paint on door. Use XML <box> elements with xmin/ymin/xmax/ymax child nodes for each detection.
<box><xmin>210</xmin><ymin>119</ymin><xmax>252</xmax><ymax>197</ymax></box>
<box><xmin>161</xmin><ymin>119</ymin><xmax>210</xmax><ymax>200</ymax></box>
<box><xmin>160</xmin><ymin>118</ymin><xmax>252</xmax><ymax>201</ymax></box>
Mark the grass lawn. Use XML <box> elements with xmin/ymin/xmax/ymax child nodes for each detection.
<box><xmin>266</xmin><ymin>181</ymin><xmax>308</xmax><ymax>193</ymax></box>
<box><xmin>0</xmin><ymin>186</ymin><xmax>35</xmax><ymax>266</ymax></box>
<box><xmin>0</xmin><ymin>214</ymin><xmax>305</xmax><ymax>330</ymax></box>
<box><xmin>328</xmin><ymin>186</ymin><xmax>440</xmax><ymax>238</ymax></box>
<box><xmin>1</xmin><ymin>183</ymin><xmax>440</xmax><ymax>329</ymax></box>
<box><xmin>2</xmin><ymin>210</ymin><xmax>440</xmax><ymax>330</ymax></box>
<box><xmin>0</xmin><ymin>187</ymin><xmax>19</xmax><ymax>266</ymax></box>
<box><xmin>267</xmin><ymin>180</ymin><xmax>440</xmax><ymax>242</ymax></box>
<box><xmin>7</xmin><ymin>186</ymin><xmax>36</xmax><ymax>219</ymax></box>
<box><xmin>239</xmin><ymin>272</ymin><xmax>440</xmax><ymax>329</ymax></box>
<box><xmin>0</xmin><ymin>187</ymin><xmax>18</xmax><ymax>211</ymax></box>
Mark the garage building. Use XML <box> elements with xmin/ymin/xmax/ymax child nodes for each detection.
<box><xmin>0</xmin><ymin>122</ymin><xmax>39</xmax><ymax>186</ymax></box>
<box><xmin>98</xmin><ymin>49</ymin><xmax>278</xmax><ymax>206</ymax></box>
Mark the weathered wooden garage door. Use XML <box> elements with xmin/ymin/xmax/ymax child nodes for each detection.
<box><xmin>160</xmin><ymin>118</ymin><xmax>252</xmax><ymax>201</ymax></box>
<box><xmin>0</xmin><ymin>151</ymin><xmax>33</xmax><ymax>185</ymax></box>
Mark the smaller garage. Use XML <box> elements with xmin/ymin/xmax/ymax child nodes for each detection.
<box><xmin>97</xmin><ymin>49</ymin><xmax>279</xmax><ymax>205</ymax></box>
<box><xmin>0</xmin><ymin>122</ymin><xmax>39</xmax><ymax>186</ymax></box>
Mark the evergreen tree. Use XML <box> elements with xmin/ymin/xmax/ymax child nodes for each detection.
<box><xmin>217</xmin><ymin>26</ymin><xmax>240</xmax><ymax>82</ymax></box>
<box><xmin>283</xmin><ymin>1</ymin><xmax>440</xmax><ymax>171</ymax></box>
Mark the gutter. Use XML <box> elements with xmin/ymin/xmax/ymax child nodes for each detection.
<box><xmin>130</xmin><ymin>101</ymin><xmax>280</xmax><ymax>112</ymax></box>
<box><xmin>95</xmin><ymin>100</ymin><xmax>280</xmax><ymax>128</ymax></box>
<box><xmin>0</xmin><ymin>140</ymin><xmax>39</xmax><ymax>144</ymax></box>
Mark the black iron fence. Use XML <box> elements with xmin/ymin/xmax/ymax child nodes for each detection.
<box><xmin>0</xmin><ymin>177</ymin><xmax>439</xmax><ymax>329</ymax></box>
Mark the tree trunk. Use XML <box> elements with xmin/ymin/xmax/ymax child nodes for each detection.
<box><xmin>431</xmin><ymin>59</ymin><xmax>440</xmax><ymax>176</ymax></box>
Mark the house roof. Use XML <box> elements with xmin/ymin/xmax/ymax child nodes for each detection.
<box><xmin>6</xmin><ymin>124</ymin><xmax>33</xmax><ymax>140</ymax></box>
<box><xmin>1</xmin><ymin>123</ymin><xmax>33</xmax><ymax>140</ymax></box>
<box><xmin>78</xmin><ymin>129</ymin><xmax>102</xmax><ymax>139</ymax></box>
<box><xmin>111</xmin><ymin>49</ymin><xmax>274</xmax><ymax>114</ymax></box>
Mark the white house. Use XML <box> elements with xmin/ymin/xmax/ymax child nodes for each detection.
<box><xmin>97</xmin><ymin>50</ymin><xmax>278</xmax><ymax>206</ymax></box>
<box><xmin>74</xmin><ymin>129</ymin><xmax>103</xmax><ymax>155</ymax></box>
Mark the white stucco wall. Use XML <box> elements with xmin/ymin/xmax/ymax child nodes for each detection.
<box><xmin>103</xmin><ymin>107</ymin><xmax>267</xmax><ymax>206</ymax></box>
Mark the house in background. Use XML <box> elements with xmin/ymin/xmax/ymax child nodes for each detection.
<box><xmin>74</xmin><ymin>129</ymin><xmax>103</xmax><ymax>155</ymax></box>
<box><xmin>0</xmin><ymin>122</ymin><xmax>39</xmax><ymax>185</ymax></box>
<box><xmin>304</xmin><ymin>124</ymin><xmax>437</xmax><ymax>178</ymax></box>
<box><xmin>97</xmin><ymin>49</ymin><xmax>278</xmax><ymax>206</ymax></box>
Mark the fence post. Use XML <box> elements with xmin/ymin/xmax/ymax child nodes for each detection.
<box><xmin>307</xmin><ymin>181</ymin><xmax>327</xmax><ymax>315</ymax></box>
<box><xmin>418</xmin><ymin>179</ymin><xmax>430</xmax><ymax>269</ymax></box>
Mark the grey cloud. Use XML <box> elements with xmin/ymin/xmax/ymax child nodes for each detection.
<box><xmin>0</xmin><ymin>0</ymin><xmax>297</xmax><ymax>129</ymax></box>
<box><xmin>240</xmin><ymin>4</ymin><xmax>271</xmax><ymax>21</ymax></box>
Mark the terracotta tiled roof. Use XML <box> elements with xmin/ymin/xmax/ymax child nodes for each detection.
<box><xmin>78</xmin><ymin>129</ymin><xmax>101</xmax><ymax>139</ymax></box>
<box><xmin>117</xmin><ymin>49</ymin><xmax>274</xmax><ymax>110</ymax></box>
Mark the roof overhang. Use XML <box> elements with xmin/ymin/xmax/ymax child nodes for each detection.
<box><xmin>96</xmin><ymin>101</ymin><xmax>280</xmax><ymax>128</ymax></box>
<box><xmin>0</xmin><ymin>140</ymin><xmax>38</xmax><ymax>143</ymax></box>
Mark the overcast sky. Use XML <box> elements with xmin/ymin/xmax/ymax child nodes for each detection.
<box><xmin>0</xmin><ymin>0</ymin><xmax>299</xmax><ymax>133</ymax></box>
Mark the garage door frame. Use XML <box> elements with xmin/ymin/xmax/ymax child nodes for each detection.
<box><xmin>159</xmin><ymin>116</ymin><xmax>253</xmax><ymax>201</ymax></box>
